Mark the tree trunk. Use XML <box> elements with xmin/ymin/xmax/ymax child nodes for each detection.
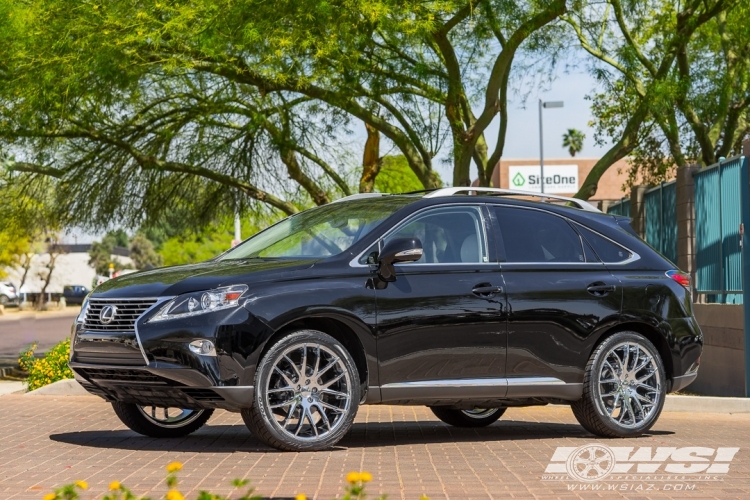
<box><xmin>359</xmin><ymin>123</ymin><xmax>382</xmax><ymax>193</ymax></box>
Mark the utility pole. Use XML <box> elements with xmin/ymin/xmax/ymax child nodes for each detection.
<box><xmin>539</xmin><ymin>99</ymin><xmax>564</xmax><ymax>194</ymax></box>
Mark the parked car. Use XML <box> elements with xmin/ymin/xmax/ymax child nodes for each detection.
<box><xmin>69</xmin><ymin>188</ymin><xmax>702</xmax><ymax>451</ymax></box>
<box><xmin>63</xmin><ymin>285</ymin><xmax>91</xmax><ymax>305</ymax></box>
<box><xmin>0</xmin><ymin>282</ymin><xmax>18</xmax><ymax>306</ymax></box>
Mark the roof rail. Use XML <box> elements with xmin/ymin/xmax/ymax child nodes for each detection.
<box><xmin>423</xmin><ymin>187</ymin><xmax>601</xmax><ymax>212</ymax></box>
<box><xmin>331</xmin><ymin>193</ymin><xmax>386</xmax><ymax>203</ymax></box>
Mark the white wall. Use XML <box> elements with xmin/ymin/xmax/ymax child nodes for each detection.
<box><xmin>3</xmin><ymin>252</ymin><xmax>133</xmax><ymax>293</ymax></box>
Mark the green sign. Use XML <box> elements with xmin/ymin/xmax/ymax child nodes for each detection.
<box><xmin>512</xmin><ymin>172</ymin><xmax>526</xmax><ymax>187</ymax></box>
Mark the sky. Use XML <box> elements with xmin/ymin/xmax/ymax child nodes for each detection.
<box><xmin>434</xmin><ymin>68</ymin><xmax>610</xmax><ymax>183</ymax></box>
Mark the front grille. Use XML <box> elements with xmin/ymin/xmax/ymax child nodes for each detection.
<box><xmin>83</xmin><ymin>298</ymin><xmax>159</xmax><ymax>332</ymax></box>
<box><xmin>75</xmin><ymin>368</ymin><xmax>167</xmax><ymax>384</ymax></box>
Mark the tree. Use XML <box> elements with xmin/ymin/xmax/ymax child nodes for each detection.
<box><xmin>566</xmin><ymin>0</ymin><xmax>733</xmax><ymax>198</ymax></box>
<box><xmin>88</xmin><ymin>231</ymin><xmax>133</xmax><ymax>276</ymax></box>
<box><xmin>0</xmin><ymin>0</ymin><xmax>569</xmax><ymax>232</ymax></box>
<box><xmin>373</xmin><ymin>156</ymin><xmax>433</xmax><ymax>194</ymax></box>
<box><xmin>129</xmin><ymin>234</ymin><xmax>163</xmax><ymax>270</ymax></box>
<box><xmin>562</xmin><ymin>129</ymin><xmax>586</xmax><ymax>157</ymax></box>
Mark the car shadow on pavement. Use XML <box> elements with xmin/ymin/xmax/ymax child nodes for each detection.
<box><xmin>49</xmin><ymin>420</ymin><xmax>674</xmax><ymax>453</ymax></box>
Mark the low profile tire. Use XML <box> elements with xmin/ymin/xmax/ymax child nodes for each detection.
<box><xmin>242</xmin><ymin>329</ymin><xmax>361</xmax><ymax>452</ymax></box>
<box><xmin>571</xmin><ymin>331</ymin><xmax>666</xmax><ymax>438</ymax></box>
<box><xmin>112</xmin><ymin>402</ymin><xmax>213</xmax><ymax>438</ymax></box>
<box><xmin>430</xmin><ymin>407</ymin><xmax>506</xmax><ymax>427</ymax></box>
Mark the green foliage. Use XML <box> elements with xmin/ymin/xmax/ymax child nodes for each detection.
<box><xmin>159</xmin><ymin>216</ymin><xmax>269</xmax><ymax>266</ymax></box>
<box><xmin>19</xmin><ymin>339</ymin><xmax>74</xmax><ymax>391</ymax></box>
<box><xmin>43</xmin><ymin>464</ymin><xmax>386</xmax><ymax>500</ymax></box>
<box><xmin>129</xmin><ymin>233</ymin><xmax>163</xmax><ymax>270</ymax></box>
<box><xmin>561</xmin><ymin>129</ymin><xmax>585</xmax><ymax>157</ymax></box>
<box><xmin>0</xmin><ymin>228</ymin><xmax>29</xmax><ymax>278</ymax></box>
<box><xmin>374</xmin><ymin>155</ymin><xmax>440</xmax><ymax>193</ymax></box>
<box><xmin>88</xmin><ymin>231</ymin><xmax>133</xmax><ymax>276</ymax></box>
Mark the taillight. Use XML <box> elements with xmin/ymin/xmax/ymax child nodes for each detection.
<box><xmin>666</xmin><ymin>270</ymin><xmax>691</xmax><ymax>288</ymax></box>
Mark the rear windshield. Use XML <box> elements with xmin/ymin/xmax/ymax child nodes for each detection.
<box><xmin>219</xmin><ymin>197</ymin><xmax>415</xmax><ymax>260</ymax></box>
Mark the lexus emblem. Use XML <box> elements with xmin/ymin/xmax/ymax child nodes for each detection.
<box><xmin>99</xmin><ymin>305</ymin><xmax>118</xmax><ymax>325</ymax></box>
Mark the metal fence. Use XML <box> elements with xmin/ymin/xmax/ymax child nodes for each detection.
<box><xmin>694</xmin><ymin>156</ymin><xmax>745</xmax><ymax>304</ymax></box>
<box><xmin>644</xmin><ymin>181</ymin><xmax>678</xmax><ymax>265</ymax></box>
<box><xmin>607</xmin><ymin>198</ymin><xmax>631</xmax><ymax>217</ymax></box>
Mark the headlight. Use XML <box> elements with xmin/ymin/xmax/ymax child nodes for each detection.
<box><xmin>148</xmin><ymin>285</ymin><xmax>248</xmax><ymax>323</ymax></box>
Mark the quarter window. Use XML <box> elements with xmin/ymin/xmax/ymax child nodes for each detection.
<box><xmin>381</xmin><ymin>206</ymin><xmax>489</xmax><ymax>264</ymax></box>
<box><xmin>493</xmin><ymin>207</ymin><xmax>584</xmax><ymax>263</ymax></box>
<box><xmin>576</xmin><ymin>225</ymin><xmax>631</xmax><ymax>263</ymax></box>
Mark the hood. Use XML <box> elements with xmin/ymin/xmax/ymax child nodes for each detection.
<box><xmin>92</xmin><ymin>258</ymin><xmax>317</xmax><ymax>298</ymax></box>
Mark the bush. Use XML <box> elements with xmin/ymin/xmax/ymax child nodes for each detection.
<box><xmin>43</xmin><ymin>462</ymin><xmax>394</xmax><ymax>500</ymax></box>
<box><xmin>18</xmin><ymin>339</ymin><xmax>74</xmax><ymax>391</ymax></box>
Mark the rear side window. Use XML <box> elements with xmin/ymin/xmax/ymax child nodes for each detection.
<box><xmin>576</xmin><ymin>224</ymin><xmax>631</xmax><ymax>263</ymax></box>
<box><xmin>493</xmin><ymin>207</ymin><xmax>584</xmax><ymax>263</ymax></box>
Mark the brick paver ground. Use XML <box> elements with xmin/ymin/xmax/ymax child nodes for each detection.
<box><xmin>1</xmin><ymin>395</ymin><xmax>749</xmax><ymax>499</ymax></box>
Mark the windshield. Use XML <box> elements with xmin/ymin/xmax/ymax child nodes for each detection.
<box><xmin>219</xmin><ymin>197</ymin><xmax>415</xmax><ymax>260</ymax></box>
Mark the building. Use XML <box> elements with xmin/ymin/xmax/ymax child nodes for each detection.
<box><xmin>2</xmin><ymin>244</ymin><xmax>132</xmax><ymax>295</ymax></box>
<box><xmin>488</xmin><ymin>157</ymin><xmax>648</xmax><ymax>207</ymax></box>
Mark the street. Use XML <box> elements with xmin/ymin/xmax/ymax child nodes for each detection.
<box><xmin>0</xmin><ymin>310</ymin><xmax>79</xmax><ymax>361</ymax></box>
<box><xmin>1</xmin><ymin>396</ymin><xmax>748</xmax><ymax>499</ymax></box>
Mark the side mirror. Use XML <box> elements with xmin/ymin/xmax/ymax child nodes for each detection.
<box><xmin>377</xmin><ymin>237</ymin><xmax>423</xmax><ymax>282</ymax></box>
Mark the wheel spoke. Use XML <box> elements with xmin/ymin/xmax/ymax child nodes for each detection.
<box><xmin>622</xmin><ymin>344</ymin><xmax>631</xmax><ymax>372</ymax></box>
<box><xmin>270</xmin><ymin>398</ymin><xmax>297</xmax><ymax>409</ymax></box>
<box><xmin>274</xmin><ymin>366</ymin><xmax>296</xmax><ymax>388</ymax></box>
<box><xmin>308</xmin><ymin>408</ymin><xmax>319</xmax><ymax>437</ymax></box>
<box><xmin>316</xmin><ymin>357</ymin><xmax>340</xmax><ymax>379</ymax></box>
<box><xmin>315</xmin><ymin>403</ymin><xmax>332</xmax><ymax>431</ymax></box>
<box><xmin>268</xmin><ymin>386</ymin><xmax>295</xmax><ymax>394</ymax></box>
<box><xmin>318</xmin><ymin>400</ymin><xmax>346</xmax><ymax>413</ymax></box>
<box><xmin>320</xmin><ymin>372</ymin><xmax>345</xmax><ymax>390</ymax></box>
<box><xmin>300</xmin><ymin>344</ymin><xmax>308</xmax><ymax>378</ymax></box>
<box><xmin>284</xmin><ymin>355</ymin><xmax>302</xmax><ymax>380</ymax></box>
<box><xmin>321</xmin><ymin>388</ymin><xmax>349</xmax><ymax>399</ymax></box>
<box><xmin>281</xmin><ymin>400</ymin><xmax>298</xmax><ymax>429</ymax></box>
<box><xmin>312</xmin><ymin>344</ymin><xmax>321</xmax><ymax>376</ymax></box>
<box><xmin>608</xmin><ymin>393</ymin><xmax>621</xmax><ymax>415</ymax></box>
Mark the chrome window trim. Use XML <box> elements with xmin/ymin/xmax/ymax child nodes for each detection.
<box><xmin>349</xmin><ymin>203</ymin><xmax>494</xmax><ymax>268</ymax></box>
<box><xmin>490</xmin><ymin>204</ymin><xmax>641</xmax><ymax>266</ymax></box>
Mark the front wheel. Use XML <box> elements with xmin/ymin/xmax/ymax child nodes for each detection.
<box><xmin>112</xmin><ymin>402</ymin><xmax>213</xmax><ymax>438</ymax></box>
<box><xmin>430</xmin><ymin>407</ymin><xmax>506</xmax><ymax>427</ymax></box>
<box><xmin>571</xmin><ymin>331</ymin><xmax>666</xmax><ymax>438</ymax></box>
<box><xmin>242</xmin><ymin>330</ymin><xmax>361</xmax><ymax>451</ymax></box>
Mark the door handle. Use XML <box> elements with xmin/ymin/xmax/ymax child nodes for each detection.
<box><xmin>472</xmin><ymin>284</ymin><xmax>503</xmax><ymax>297</ymax></box>
<box><xmin>587</xmin><ymin>282</ymin><xmax>616</xmax><ymax>296</ymax></box>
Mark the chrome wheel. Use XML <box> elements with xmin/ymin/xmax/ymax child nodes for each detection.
<box><xmin>136</xmin><ymin>406</ymin><xmax>204</xmax><ymax>428</ymax></box>
<box><xmin>263</xmin><ymin>342</ymin><xmax>352</xmax><ymax>441</ymax></box>
<box><xmin>597</xmin><ymin>341</ymin><xmax>661</xmax><ymax>429</ymax></box>
<box><xmin>461</xmin><ymin>408</ymin><xmax>500</xmax><ymax>419</ymax></box>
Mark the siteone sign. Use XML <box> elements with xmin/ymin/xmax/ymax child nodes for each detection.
<box><xmin>508</xmin><ymin>165</ymin><xmax>579</xmax><ymax>194</ymax></box>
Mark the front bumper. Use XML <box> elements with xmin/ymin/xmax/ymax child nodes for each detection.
<box><xmin>70</xmin><ymin>297</ymin><xmax>271</xmax><ymax>412</ymax></box>
<box><xmin>70</xmin><ymin>363</ymin><xmax>253</xmax><ymax>411</ymax></box>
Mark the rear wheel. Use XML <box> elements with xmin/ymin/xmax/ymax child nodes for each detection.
<box><xmin>430</xmin><ymin>407</ymin><xmax>506</xmax><ymax>427</ymax></box>
<box><xmin>571</xmin><ymin>331</ymin><xmax>666</xmax><ymax>438</ymax></box>
<box><xmin>0</xmin><ymin>295</ymin><xmax>9</xmax><ymax>306</ymax></box>
<box><xmin>112</xmin><ymin>402</ymin><xmax>213</xmax><ymax>438</ymax></box>
<box><xmin>242</xmin><ymin>330</ymin><xmax>360</xmax><ymax>451</ymax></box>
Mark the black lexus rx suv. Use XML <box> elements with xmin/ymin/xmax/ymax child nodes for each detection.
<box><xmin>69</xmin><ymin>188</ymin><xmax>702</xmax><ymax>451</ymax></box>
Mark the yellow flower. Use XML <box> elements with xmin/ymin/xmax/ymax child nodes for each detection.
<box><xmin>360</xmin><ymin>471</ymin><xmax>373</xmax><ymax>483</ymax></box>
<box><xmin>295</xmin><ymin>495</ymin><xmax>307</xmax><ymax>500</ymax></box>
<box><xmin>42</xmin><ymin>494</ymin><xmax>56</xmax><ymax>500</ymax></box>
<box><xmin>166</xmin><ymin>490</ymin><xmax>185</xmax><ymax>500</ymax></box>
<box><xmin>75</xmin><ymin>480</ymin><xmax>88</xmax><ymax>490</ymax></box>
<box><xmin>109</xmin><ymin>481</ymin><xmax>121</xmax><ymax>490</ymax></box>
<box><xmin>166</xmin><ymin>461</ymin><xmax>183</xmax><ymax>473</ymax></box>
<box><xmin>346</xmin><ymin>472</ymin><xmax>361</xmax><ymax>484</ymax></box>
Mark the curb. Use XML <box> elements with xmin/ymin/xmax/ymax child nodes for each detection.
<box><xmin>24</xmin><ymin>378</ymin><xmax>90</xmax><ymax>396</ymax></box>
<box><xmin>18</xmin><ymin>380</ymin><xmax>750</xmax><ymax>414</ymax></box>
<box><xmin>663</xmin><ymin>394</ymin><xmax>750</xmax><ymax>413</ymax></box>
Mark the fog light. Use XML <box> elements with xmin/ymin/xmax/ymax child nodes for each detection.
<box><xmin>189</xmin><ymin>339</ymin><xmax>216</xmax><ymax>356</ymax></box>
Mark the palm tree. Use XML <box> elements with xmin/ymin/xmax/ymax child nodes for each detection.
<box><xmin>562</xmin><ymin>129</ymin><xmax>586</xmax><ymax>157</ymax></box>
